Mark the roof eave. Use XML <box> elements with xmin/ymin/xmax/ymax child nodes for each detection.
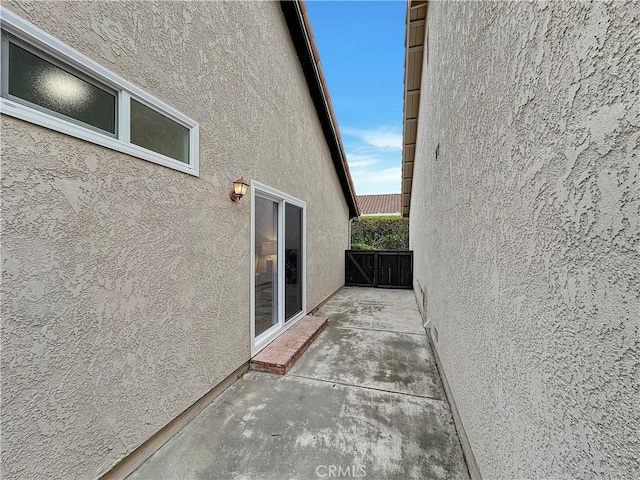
<box><xmin>401</xmin><ymin>0</ymin><xmax>428</xmax><ymax>218</ymax></box>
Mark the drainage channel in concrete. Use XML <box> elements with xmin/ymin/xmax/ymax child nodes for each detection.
<box><xmin>128</xmin><ymin>287</ymin><xmax>470</xmax><ymax>480</ymax></box>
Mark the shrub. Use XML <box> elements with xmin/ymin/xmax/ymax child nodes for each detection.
<box><xmin>350</xmin><ymin>243</ymin><xmax>375</xmax><ymax>250</ymax></box>
<box><xmin>351</xmin><ymin>216</ymin><xmax>409</xmax><ymax>250</ymax></box>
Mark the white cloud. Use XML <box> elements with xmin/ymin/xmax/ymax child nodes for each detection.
<box><xmin>345</xmin><ymin>151</ymin><xmax>379</xmax><ymax>169</ymax></box>
<box><xmin>341</xmin><ymin>129</ymin><xmax>403</xmax><ymax>194</ymax></box>
<box><xmin>342</xmin><ymin>126</ymin><xmax>403</xmax><ymax>150</ymax></box>
<box><xmin>351</xmin><ymin>167</ymin><xmax>401</xmax><ymax>195</ymax></box>
<box><xmin>349</xmin><ymin>158</ymin><xmax>379</xmax><ymax>169</ymax></box>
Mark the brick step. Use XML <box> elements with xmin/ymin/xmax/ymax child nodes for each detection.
<box><xmin>250</xmin><ymin>315</ymin><xmax>328</xmax><ymax>375</ymax></box>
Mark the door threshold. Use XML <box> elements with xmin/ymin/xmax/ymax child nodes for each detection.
<box><xmin>250</xmin><ymin>315</ymin><xmax>328</xmax><ymax>375</ymax></box>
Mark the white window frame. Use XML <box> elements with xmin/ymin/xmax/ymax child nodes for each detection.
<box><xmin>0</xmin><ymin>7</ymin><xmax>199</xmax><ymax>176</ymax></box>
<box><xmin>250</xmin><ymin>181</ymin><xmax>307</xmax><ymax>356</ymax></box>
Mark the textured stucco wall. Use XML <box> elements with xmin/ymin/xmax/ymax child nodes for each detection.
<box><xmin>410</xmin><ymin>1</ymin><xmax>639</xmax><ymax>479</ymax></box>
<box><xmin>0</xmin><ymin>2</ymin><xmax>349</xmax><ymax>479</ymax></box>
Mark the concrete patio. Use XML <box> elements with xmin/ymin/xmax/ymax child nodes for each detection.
<box><xmin>128</xmin><ymin>287</ymin><xmax>470</xmax><ymax>479</ymax></box>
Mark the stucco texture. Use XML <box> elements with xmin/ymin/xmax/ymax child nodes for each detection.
<box><xmin>409</xmin><ymin>1</ymin><xmax>639</xmax><ymax>479</ymax></box>
<box><xmin>1</xmin><ymin>2</ymin><xmax>349</xmax><ymax>479</ymax></box>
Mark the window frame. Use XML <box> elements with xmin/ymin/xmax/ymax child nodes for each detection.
<box><xmin>0</xmin><ymin>7</ymin><xmax>199</xmax><ymax>176</ymax></box>
<box><xmin>2</xmin><ymin>32</ymin><xmax>120</xmax><ymax>137</ymax></box>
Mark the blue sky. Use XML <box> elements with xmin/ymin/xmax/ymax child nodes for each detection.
<box><xmin>306</xmin><ymin>1</ymin><xmax>405</xmax><ymax>195</ymax></box>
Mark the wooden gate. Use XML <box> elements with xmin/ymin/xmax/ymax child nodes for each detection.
<box><xmin>345</xmin><ymin>250</ymin><xmax>413</xmax><ymax>289</ymax></box>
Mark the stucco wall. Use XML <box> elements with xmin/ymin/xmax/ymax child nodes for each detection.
<box><xmin>0</xmin><ymin>2</ymin><xmax>350</xmax><ymax>479</ymax></box>
<box><xmin>410</xmin><ymin>1</ymin><xmax>639</xmax><ymax>479</ymax></box>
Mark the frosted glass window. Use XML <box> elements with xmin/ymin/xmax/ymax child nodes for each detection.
<box><xmin>130</xmin><ymin>99</ymin><xmax>189</xmax><ymax>163</ymax></box>
<box><xmin>6</xmin><ymin>40</ymin><xmax>116</xmax><ymax>134</ymax></box>
<box><xmin>1</xmin><ymin>11</ymin><xmax>199</xmax><ymax>175</ymax></box>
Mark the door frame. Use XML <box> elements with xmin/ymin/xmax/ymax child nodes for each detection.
<box><xmin>250</xmin><ymin>180</ymin><xmax>307</xmax><ymax>356</ymax></box>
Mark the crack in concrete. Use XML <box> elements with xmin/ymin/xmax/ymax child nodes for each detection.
<box><xmin>287</xmin><ymin>371</ymin><xmax>449</xmax><ymax>402</ymax></box>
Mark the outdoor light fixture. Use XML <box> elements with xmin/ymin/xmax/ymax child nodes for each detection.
<box><xmin>262</xmin><ymin>241</ymin><xmax>276</xmax><ymax>273</ymax></box>
<box><xmin>261</xmin><ymin>241</ymin><xmax>276</xmax><ymax>256</ymax></box>
<box><xmin>230</xmin><ymin>177</ymin><xmax>250</xmax><ymax>201</ymax></box>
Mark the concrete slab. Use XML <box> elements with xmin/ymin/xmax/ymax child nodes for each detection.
<box><xmin>288</xmin><ymin>326</ymin><xmax>445</xmax><ymax>399</ymax></box>
<box><xmin>315</xmin><ymin>287</ymin><xmax>424</xmax><ymax>335</ymax></box>
<box><xmin>127</xmin><ymin>288</ymin><xmax>469</xmax><ymax>480</ymax></box>
<box><xmin>128</xmin><ymin>372</ymin><xmax>469</xmax><ymax>480</ymax></box>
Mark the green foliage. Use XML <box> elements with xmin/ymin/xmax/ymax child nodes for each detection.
<box><xmin>350</xmin><ymin>243</ymin><xmax>375</xmax><ymax>250</ymax></box>
<box><xmin>350</xmin><ymin>215</ymin><xmax>409</xmax><ymax>250</ymax></box>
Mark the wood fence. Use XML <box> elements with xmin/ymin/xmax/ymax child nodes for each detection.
<box><xmin>345</xmin><ymin>250</ymin><xmax>413</xmax><ymax>289</ymax></box>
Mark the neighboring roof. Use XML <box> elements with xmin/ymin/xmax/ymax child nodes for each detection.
<box><xmin>357</xmin><ymin>194</ymin><xmax>402</xmax><ymax>216</ymax></box>
<box><xmin>280</xmin><ymin>1</ymin><xmax>360</xmax><ymax>218</ymax></box>
<box><xmin>401</xmin><ymin>0</ymin><xmax>428</xmax><ymax>217</ymax></box>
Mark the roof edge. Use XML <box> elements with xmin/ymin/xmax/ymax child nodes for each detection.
<box><xmin>280</xmin><ymin>0</ymin><xmax>360</xmax><ymax>219</ymax></box>
<box><xmin>401</xmin><ymin>0</ymin><xmax>428</xmax><ymax>218</ymax></box>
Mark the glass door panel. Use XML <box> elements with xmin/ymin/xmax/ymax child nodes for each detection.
<box><xmin>285</xmin><ymin>203</ymin><xmax>303</xmax><ymax>322</ymax></box>
<box><xmin>254</xmin><ymin>195</ymin><xmax>279</xmax><ymax>338</ymax></box>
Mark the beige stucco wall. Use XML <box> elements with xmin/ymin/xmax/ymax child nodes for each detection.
<box><xmin>410</xmin><ymin>1</ymin><xmax>639</xmax><ymax>479</ymax></box>
<box><xmin>0</xmin><ymin>2</ymin><xmax>350</xmax><ymax>479</ymax></box>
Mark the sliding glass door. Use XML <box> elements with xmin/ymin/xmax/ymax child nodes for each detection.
<box><xmin>285</xmin><ymin>203</ymin><xmax>303</xmax><ymax>322</ymax></box>
<box><xmin>254</xmin><ymin>195</ymin><xmax>279</xmax><ymax>339</ymax></box>
<box><xmin>252</xmin><ymin>183</ymin><xmax>306</xmax><ymax>354</ymax></box>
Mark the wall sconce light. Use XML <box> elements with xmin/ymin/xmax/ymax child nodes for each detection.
<box><xmin>230</xmin><ymin>177</ymin><xmax>250</xmax><ymax>201</ymax></box>
<box><xmin>262</xmin><ymin>241</ymin><xmax>276</xmax><ymax>273</ymax></box>
<box><xmin>261</xmin><ymin>241</ymin><xmax>276</xmax><ymax>256</ymax></box>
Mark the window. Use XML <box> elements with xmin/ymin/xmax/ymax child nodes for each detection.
<box><xmin>0</xmin><ymin>7</ymin><xmax>199</xmax><ymax>175</ymax></box>
<box><xmin>5</xmin><ymin>38</ymin><xmax>117</xmax><ymax>134</ymax></box>
<box><xmin>130</xmin><ymin>99</ymin><xmax>189</xmax><ymax>164</ymax></box>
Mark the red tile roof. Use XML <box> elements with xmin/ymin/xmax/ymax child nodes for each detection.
<box><xmin>356</xmin><ymin>194</ymin><xmax>402</xmax><ymax>216</ymax></box>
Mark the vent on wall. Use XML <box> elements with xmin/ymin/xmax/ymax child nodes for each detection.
<box><xmin>435</xmin><ymin>143</ymin><xmax>440</xmax><ymax>160</ymax></box>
